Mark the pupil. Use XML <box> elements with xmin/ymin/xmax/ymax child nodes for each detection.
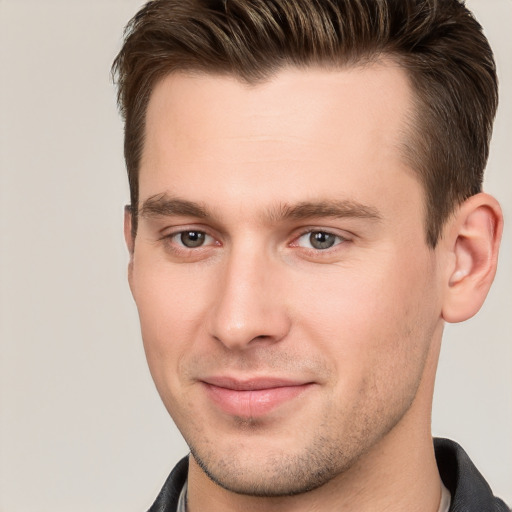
<box><xmin>181</xmin><ymin>231</ymin><xmax>205</xmax><ymax>248</ymax></box>
<box><xmin>310</xmin><ymin>232</ymin><xmax>335</xmax><ymax>250</ymax></box>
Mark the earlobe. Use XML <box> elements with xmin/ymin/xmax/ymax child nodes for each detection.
<box><xmin>441</xmin><ymin>193</ymin><xmax>503</xmax><ymax>323</ymax></box>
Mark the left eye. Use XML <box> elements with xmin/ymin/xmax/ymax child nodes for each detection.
<box><xmin>173</xmin><ymin>230</ymin><xmax>213</xmax><ymax>248</ymax></box>
<box><xmin>296</xmin><ymin>231</ymin><xmax>344</xmax><ymax>250</ymax></box>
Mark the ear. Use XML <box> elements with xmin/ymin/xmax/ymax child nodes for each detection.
<box><xmin>124</xmin><ymin>205</ymin><xmax>136</xmax><ymax>292</ymax></box>
<box><xmin>441</xmin><ymin>193</ymin><xmax>503</xmax><ymax>323</ymax></box>
<box><xmin>124</xmin><ymin>205</ymin><xmax>135</xmax><ymax>255</ymax></box>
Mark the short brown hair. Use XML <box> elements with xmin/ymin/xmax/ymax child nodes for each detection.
<box><xmin>112</xmin><ymin>0</ymin><xmax>498</xmax><ymax>246</ymax></box>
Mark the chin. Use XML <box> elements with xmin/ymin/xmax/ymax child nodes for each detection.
<box><xmin>188</xmin><ymin>433</ymin><xmax>360</xmax><ymax>497</ymax></box>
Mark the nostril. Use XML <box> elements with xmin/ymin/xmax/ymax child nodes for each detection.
<box><xmin>209</xmin><ymin>317</ymin><xmax>290</xmax><ymax>350</ymax></box>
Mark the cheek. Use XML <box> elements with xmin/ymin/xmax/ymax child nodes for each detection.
<box><xmin>289</xmin><ymin>249</ymin><xmax>439</xmax><ymax>388</ymax></box>
<box><xmin>130</xmin><ymin>259</ymin><xmax>210</xmax><ymax>389</ymax></box>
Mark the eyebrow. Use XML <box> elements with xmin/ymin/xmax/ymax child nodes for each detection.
<box><xmin>269</xmin><ymin>200</ymin><xmax>382</xmax><ymax>223</ymax></box>
<box><xmin>139</xmin><ymin>194</ymin><xmax>209</xmax><ymax>219</ymax></box>
<box><xmin>139</xmin><ymin>193</ymin><xmax>382</xmax><ymax>223</ymax></box>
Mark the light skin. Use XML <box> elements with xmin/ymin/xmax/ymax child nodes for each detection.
<box><xmin>125</xmin><ymin>62</ymin><xmax>502</xmax><ymax>512</ymax></box>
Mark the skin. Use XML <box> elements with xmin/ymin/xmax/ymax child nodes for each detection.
<box><xmin>125</xmin><ymin>62</ymin><xmax>502</xmax><ymax>511</ymax></box>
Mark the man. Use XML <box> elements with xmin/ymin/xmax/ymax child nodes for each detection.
<box><xmin>112</xmin><ymin>1</ymin><xmax>508</xmax><ymax>510</ymax></box>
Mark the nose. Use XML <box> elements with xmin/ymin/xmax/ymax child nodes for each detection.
<box><xmin>207</xmin><ymin>248</ymin><xmax>291</xmax><ymax>351</ymax></box>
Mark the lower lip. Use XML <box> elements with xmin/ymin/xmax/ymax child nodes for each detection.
<box><xmin>203</xmin><ymin>383</ymin><xmax>312</xmax><ymax>418</ymax></box>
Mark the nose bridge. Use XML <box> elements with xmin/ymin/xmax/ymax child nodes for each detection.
<box><xmin>208</xmin><ymin>242</ymin><xmax>289</xmax><ymax>350</ymax></box>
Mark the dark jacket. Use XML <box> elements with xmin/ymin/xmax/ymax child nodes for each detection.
<box><xmin>148</xmin><ymin>438</ymin><xmax>510</xmax><ymax>511</ymax></box>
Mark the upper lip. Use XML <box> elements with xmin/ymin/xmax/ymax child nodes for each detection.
<box><xmin>202</xmin><ymin>376</ymin><xmax>312</xmax><ymax>391</ymax></box>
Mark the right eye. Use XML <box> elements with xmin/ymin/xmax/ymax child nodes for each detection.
<box><xmin>171</xmin><ymin>230</ymin><xmax>214</xmax><ymax>248</ymax></box>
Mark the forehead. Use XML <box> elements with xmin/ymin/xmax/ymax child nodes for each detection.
<box><xmin>140</xmin><ymin>62</ymin><xmax>419</xmax><ymax>219</ymax></box>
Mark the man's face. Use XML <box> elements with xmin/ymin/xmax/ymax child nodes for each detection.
<box><xmin>128</xmin><ymin>63</ymin><xmax>445</xmax><ymax>495</ymax></box>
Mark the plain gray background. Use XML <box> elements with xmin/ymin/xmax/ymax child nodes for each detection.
<box><xmin>0</xmin><ymin>0</ymin><xmax>510</xmax><ymax>510</ymax></box>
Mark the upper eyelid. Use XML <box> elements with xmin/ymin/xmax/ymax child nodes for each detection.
<box><xmin>293</xmin><ymin>226</ymin><xmax>353</xmax><ymax>241</ymax></box>
<box><xmin>297</xmin><ymin>230</ymin><xmax>347</xmax><ymax>240</ymax></box>
<box><xmin>159</xmin><ymin>224</ymin><xmax>218</xmax><ymax>238</ymax></box>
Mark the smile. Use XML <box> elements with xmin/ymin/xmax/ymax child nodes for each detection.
<box><xmin>201</xmin><ymin>377</ymin><xmax>314</xmax><ymax>418</ymax></box>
